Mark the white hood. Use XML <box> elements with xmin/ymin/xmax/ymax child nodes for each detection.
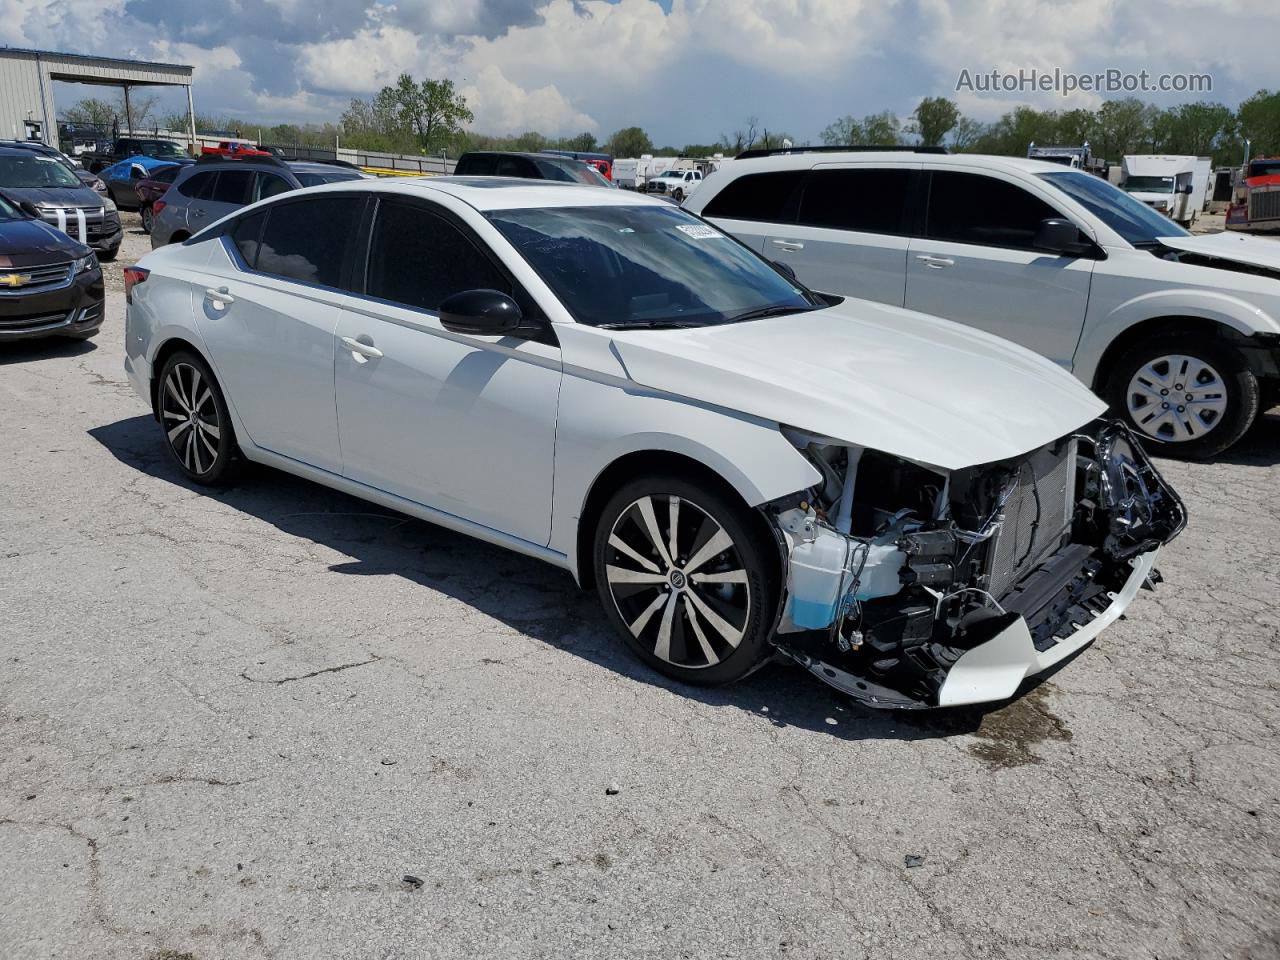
<box><xmin>1157</xmin><ymin>231</ymin><xmax>1280</xmax><ymax>273</ymax></box>
<box><xmin>608</xmin><ymin>300</ymin><xmax>1106</xmax><ymax>471</ymax></box>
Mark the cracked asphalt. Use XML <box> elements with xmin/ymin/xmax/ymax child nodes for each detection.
<box><xmin>2</xmin><ymin>213</ymin><xmax>1279</xmax><ymax>960</ymax></box>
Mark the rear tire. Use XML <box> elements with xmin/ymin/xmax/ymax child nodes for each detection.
<box><xmin>155</xmin><ymin>350</ymin><xmax>242</xmax><ymax>485</ymax></box>
<box><xmin>1106</xmin><ymin>334</ymin><xmax>1259</xmax><ymax>458</ymax></box>
<box><xmin>141</xmin><ymin>205</ymin><xmax>154</xmax><ymax>234</ymax></box>
<box><xmin>592</xmin><ymin>474</ymin><xmax>777</xmax><ymax>686</ymax></box>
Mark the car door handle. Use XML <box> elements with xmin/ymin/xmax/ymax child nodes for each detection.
<box><xmin>204</xmin><ymin>286</ymin><xmax>235</xmax><ymax>307</ymax></box>
<box><xmin>340</xmin><ymin>336</ymin><xmax>384</xmax><ymax>362</ymax></box>
<box><xmin>770</xmin><ymin>239</ymin><xmax>804</xmax><ymax>251</ymax></box>
<box><xmin>915</xmin><ymin>254</ymin><xmax>954</xmax><ymax>269</ymax></box>
<box><xmin>191</xmin><ymin>209</ymin><xmax>206</xmax><ymax>218</ymax></box>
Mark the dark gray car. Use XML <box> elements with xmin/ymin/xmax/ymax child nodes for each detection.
<box><xmin>0</xmin><ymin>146</ymin><xmax>123</xmax><ymax>260</ymax></box>
<box><xmin>150</xmin><ymin>157</ymin><xmax>367</xmax><ymax>247</ymax></box>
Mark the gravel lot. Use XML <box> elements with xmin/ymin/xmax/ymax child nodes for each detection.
<box><xmin>2</xmin><ymin>212</ymin><xmax>1279</xmax><ymax>960</ymax></box>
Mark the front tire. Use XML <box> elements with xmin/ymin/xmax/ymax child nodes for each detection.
<box><xmin>156</xmin><ymin>351</ymin><xmax>242</xmax><ymax>485</ymax></box>
<box><xmin>672</xmin><ymin>188</ymin><xmax>684</xmax><ymax>203</ymax></box>
<box><xmin>592</xmin><ymin>475</ymin><xmax>777</xmax><ymax>686</ymax></box>
<box><xmin>1106</xmin><ymin>335</ymin><xmax>1259</xmax><ymax>458</ymax></box>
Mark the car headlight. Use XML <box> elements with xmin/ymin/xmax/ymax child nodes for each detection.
<box><xmin>74</xmin><ymin>253</ymin><xmax>99</xmax><ymax>275</ymax></box>
<box><xmin>90</xmin><ymin>178</ymin><xmax>107</xmax><ymax>193</ymax></box>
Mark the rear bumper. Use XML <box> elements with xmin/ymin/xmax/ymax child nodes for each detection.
<box><xmin>936</xmin><ymin>549</ymin><xmax>1155</xmax><ymax>706</ymax></box>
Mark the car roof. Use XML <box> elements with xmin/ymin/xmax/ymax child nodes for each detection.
<box><xmin>295</xmin><ymin>176</ymin><xmax>669</xmax><ymax>212</ymax></box>
<box><xmin>720</xmin><ymin>150</ymin><xmax>1070</xmax><ymax>176</ymax></box>
<box><xmin>462</xmin><ymin>151</ymin><xmax>590</xmax><ymax>165</ymax></box>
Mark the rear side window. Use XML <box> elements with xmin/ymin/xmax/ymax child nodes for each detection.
<box><xmin>366</xmin><ymin>200</ymin><xmax>509</xmax><ymax>311</ymax></box>
<box><xmin>254</xmin><ymin>196</ymin><xmax>364</xmax><ymax>287</ymax></box>
<box><xmin>210</xmin><ymin>169</ymin><xmax>254</xmax><ymax>205</ymax></box>
<box><xmin>701</xmin><ymin>171</ymin><xmax>805</xmax><ymax>223</ymax></box>
<box><xmin>926</xmin><ymin>172</ymin><xmax>1061</xmax><ymax>250</ymax></box>
<box><xmin>456</xmin><ymin>154</ymin><xmax>496</xmax><ymax>176</ymax></box>
<box><xmin>798</xmin><ymin>168</ymin><xmax>911</xmax><ymax>235</ymax></box>
<box><xmin>256</xmin><ymin>173</ymin><xmax>292</xmax><ymax>200</ymax></box>
<box><xmin>152</xmin><ymin>166</ymin><xmax>181</xmax><ymax>184</ymax></box>
<box><xmin>178</xmin><ymin>171</ymin><xmax>217</xmax><ymax>199</ymax></box>
<box><xmin>497</xmin><ymin>156</ymin><xmax>536</xmax><ymax>178</ymax></box>
<box><xmin>230</xmin><ymin>210</ymin><xmax>267</xmax><ymax>266</ymax></box>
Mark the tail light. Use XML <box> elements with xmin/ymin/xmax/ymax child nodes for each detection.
<box><xmin>123</xmin><ymin>266</ymin><xmax>149</xmax><ymax>304</ymax></box>
<box><xmin>152</xmin><ymin>199</ymin><xmax>166</xmax><ymax>217</ymax></box>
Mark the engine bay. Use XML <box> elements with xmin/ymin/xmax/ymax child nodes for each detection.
<box><xmin>766</xmin><ymin>419</ymin><xmax>1187</xmax><ymax>708</ymax></box>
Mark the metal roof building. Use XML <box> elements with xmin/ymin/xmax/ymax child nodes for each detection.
<box><xmin>0</xmin><ymin>47</ymin><xmax>195</xmax><ymax>147</ymax></box>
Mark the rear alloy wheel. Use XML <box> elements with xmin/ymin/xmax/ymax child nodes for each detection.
<box><xmin>140</xmin><ymin>204</ymin><xmax>154</xmax><ymax>234</ymax></box>
<box><xmin>157</xmin><ymin>352</ymin><xmax>240</xmax><ymax>485</ymax></box>
<box><xmin>1108</xmin><ymin>335</ymin><xmax>1259</xmax><ymax>458</ymax></box>
<box><xmin>593</xmin><ymin>476</ymin><xmax>775</xmax><ymax>685</ymax></box>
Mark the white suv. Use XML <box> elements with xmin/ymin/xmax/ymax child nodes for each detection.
<box><xmin>124</xmin><ymin>178</ymin><xmax>1183</xmax><ymax>709</ymax></box>
<box><xmin>685</xmin><ymin>149</ymin><xmax>1280</xmax><ymax>457</ymax></box>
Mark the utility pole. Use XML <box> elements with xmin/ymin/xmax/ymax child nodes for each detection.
<box><xmin>122</xmin><ymin>84</ymin><xmax>134</xmax><ymax>135</ymax></box>
<box><xmin>186</xmin><ymin>84</ymin><xmax>197</xmax><ymax>156</ymax></box>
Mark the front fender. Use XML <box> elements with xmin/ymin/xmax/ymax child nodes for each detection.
<box><xmin>549</xmin><ymin>373</ymin><xmax>821</xmax><ymax>576</ymax></box>
<box><xmin>1074</xmin><ymin>287</ymin><xmax>1280</xmax><ymax>386</ymax></box>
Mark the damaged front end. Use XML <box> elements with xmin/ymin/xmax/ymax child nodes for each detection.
<box><xmin>766</xmin><ymin>420</ymin><xmax>1187</xmax><ymax>708</ymax></box>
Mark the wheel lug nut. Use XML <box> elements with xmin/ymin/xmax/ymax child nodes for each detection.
<box><xmin>1162</xmin><ymin>402</ymin><xmax>1169</xmax><ymax>408</ymax></box>
<box><xmin>1177</xmin><ymin>405</ymin><xmax>1185</xmax><ymax>412</ymax></box>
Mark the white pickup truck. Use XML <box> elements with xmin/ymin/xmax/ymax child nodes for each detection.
<box><xmin>646</xmin><ymin>168</ymin><xmax>703</xmax><ymax>202</ymax></box>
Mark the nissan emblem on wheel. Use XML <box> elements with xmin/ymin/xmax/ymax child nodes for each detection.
<box><xmin>124</xmin><ymin>176</ymin><xmax>1185</xmax><ymax>708</ymax></box>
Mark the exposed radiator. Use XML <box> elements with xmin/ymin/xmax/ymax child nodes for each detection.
<box><xmin>986</xmin><ymin>439</ymin><xmax>1077</xmax><ymax>599</ymax></box>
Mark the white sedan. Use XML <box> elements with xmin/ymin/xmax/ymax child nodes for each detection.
<box><xmin>123</xmin><ymin>178</ymin><xmax>1185</xmax><ymax>708</ymax></box>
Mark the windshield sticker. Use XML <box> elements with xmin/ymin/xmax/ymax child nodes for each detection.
<box><xmin>676</xmin><ymin>224</ymin><xmax>725</xmax><ymax>240</ymax></box>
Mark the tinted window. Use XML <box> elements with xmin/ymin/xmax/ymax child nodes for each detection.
<box><xmin>496</xmin><ymin>156</ymin><xmax>535</xmax><ymax>178</ymax></box>
<box><xmin>456</xmin><ymin>154</ymin><xmax>496</xmax><ymax>175</ymax></box>
<box><xmin>257</xmin><ymin>173</ymin><xmax>292</xmax><ymax>199</ymax></box>
<box><xmin>1040</xmin><ymin>170</ymin><xmax>1188</xmax><ymax>245</ymax></box>
<box><xmin>255</xmin><ymin>196</ymin><xmax>364</xmax><ymax>287</ymax></box>
<box><xmin>798</xmin><ymin>168</ymin><xmax>910</xmax><ymax>235</ymax></box>
<box><xmin>367</xmin><ymin>201</ymin><xmax>509</xmax><ymax>311</ymax></box>
<box><xmin>294</xmin><ymin>171</ymin><xmax>362</xmax><ymax>187</ymax></box>
<box><xmin>926</xmin><ymin>172</ymin><xmax>1061</xmax><ymax>249</ymax></box>
<box><xmin>701</xmin><ymin>171</ymin><xmax>805</xmax><ymax>223</ymax></box>
<box><xmin>178</xmin><ymin>171</ymin><xmax>217</xmax><ymax>199</ymax></box>
<box><xmin>152</xmin><ymin>165</ymin><xmax>182</xmax><ymax>184</ymax></box>
<box><xmin>231</xmin><ymin>210</ymin><xmax>267</xmax><ymax>266</ymax></box>
<box><xmin>210</xmin><ymin>169</ymin><xmax>254</xmax><ymax>205</ymax></box>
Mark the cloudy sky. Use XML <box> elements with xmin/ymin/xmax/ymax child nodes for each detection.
<box><xmin>3</xmin><ymin>0</ymin><xmax>1276</xmax><ymax>143</ymax></box>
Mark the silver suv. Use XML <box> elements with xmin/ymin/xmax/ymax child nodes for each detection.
<box><xmin>150</xmin><ymin>157</ymin><xmax>366</xmax><ymax>248</ymax></box>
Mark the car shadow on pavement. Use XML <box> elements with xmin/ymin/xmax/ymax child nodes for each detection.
<box><xmin>1215</xmin><ymin>406</ymin><xmax>1280</xmax><ymax>467</ymax></box>
<box><xmin>87</xmin><ymin>414</ymin><xmax>1039</xmax><ymax>744</ymax></box>
<box><xmin>0</xmin><ymin>336</ymin><xmax>97</xmax><ymax>366</ymax></box>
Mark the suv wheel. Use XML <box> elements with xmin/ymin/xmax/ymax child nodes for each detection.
<box><xmin>156</xmin><ymin>351</ymin><xmax>242</xmax><ymax>485</ymax></box>
<box><xmin>592</xmin><ymin>475</ymin><xmax>776</xmax><ymax>686</ymax></box>
<box><xmin>1107</xmin><ymin>335</ymin><xmax>1259</xmax><ymax>458</ymax></box>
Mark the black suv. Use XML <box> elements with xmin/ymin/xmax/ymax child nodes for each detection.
<box><xmin>0</xmin><ymin>192</ymin><xmax>104</xmax><ymax>341</ymax></box>
<box><xmin>453</xmin><ymin>151</ymin><xmax>612</xmax><ymax>187</ymax></box>
<box><xmin>0</xmin><ymin>145</ymin><xmax>123</xmax><ymax>260</ymax></box>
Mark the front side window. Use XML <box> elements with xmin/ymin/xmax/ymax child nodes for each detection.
<box><xmin>488</xmin><ymin>204</ymin><xmax>814</xmax><ymax>328</ymax></box>
<box><xmin>926</xmin><ymin>171</ymin><xmax>1061</xmax><ymax>250</ymax></box>
<box><xmin>701</xmin><ymin>171</ymin><xmax>805</xmax><ymax>223</ymax></box>
<box><xmin>798</xmin><ymin>168</ymin><xmax>911</xmax><ymax>235</ymax></box>
<box><xmin>230</xmin><ymin>210</ymin><xmax>267</xmax><ymax>266</ymax></box>
<box><xmin>366</xmin><ymin>200</ymin><xmax>510</xmax><ymax>311</ymax></box>
<box><xmin>1040</xmin><ymin>170</ymin><xmax>1189</xmax><ymax>246</ymax></box>
<box><xmin>496</xmin><ymin>156</ymin><xmax>534</xmax><ymax>178</ymax></box>
<box><xmin>253</xmin><ymin>196</ymin><xmax>364</xmax><ymax>287</ymax></box>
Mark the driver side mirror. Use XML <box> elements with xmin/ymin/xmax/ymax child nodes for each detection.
<box><xmin>772</xmin><ymin>260</ymin><xmax>797</xmax><ymax>280</ymax></box>
<box><xmin>1180</xmin><ymin>183</ymin><xmax>1194</xmax><ymax>195</ymax></box>
<box><xmin>1033</xmin><ymin>218</ymin><xmax>1083</xmax><ymax>256</ymax></box>
<box><xmin>439</xmin><ymin>289</ymin><xmax>527</xmax><ymax>336</ymax></box>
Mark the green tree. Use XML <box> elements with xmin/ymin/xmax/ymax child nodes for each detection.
<box><xmin>973</xmin><ymin>106</ymin><xmax>1058</xmax><ymax>156</ymax></box>
<box><xmin>1053</xmin><ymin>108</ymin><xmax>1098</xmax><ymax>147</ymax></box>
<box><xmin>909</xmin><ymin>97</ymin><xmax>959</xmax><ymax>146</ymax></box>
<box><xmin>1093</xmin><ymin>97</ymin><xmax>1150</xmax><ymax>161</ymax></box>
<box><xmin>820</xmin><ymin>111</ymin><xmax>900</xmax><ymax>147</ymax></box>
<box><xmin>1237</xmin><ymin>89</ymin><xmax>1280</xmax><ymax>156</ymax></box>
<box><xmin>948</xmin><ymin>116</ymin><xmax>987</xmax><ymax>151</ymax></box>
<box><xmin>565</xmin><ymin>131</ymin><xmax>598</xmax><ymax>152</ymax></box>
<box><xmin>61</xmin><ymin>98</ymin><xmax>120</xmax><ymax>127</ymax></box>
<box><xmin>606</xmin><ymin>126</ymin><xmax>654</xmax><ymax>157</ymax></box>
<box><xmin>819</xmin><ymin>115</ymin><xmax>859</xmax><ymax>146</ymax></box>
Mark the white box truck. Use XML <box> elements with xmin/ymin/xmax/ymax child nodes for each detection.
<box><xmin>1120</xmin><ymin>155</ymin><xmax>1200</xmax><ymax>226</ymax></box>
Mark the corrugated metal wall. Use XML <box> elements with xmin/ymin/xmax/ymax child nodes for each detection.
<box><xmin>0</xmin><ymin>50</ymin><xmax>191</xmax><ymax>145</ymax></box>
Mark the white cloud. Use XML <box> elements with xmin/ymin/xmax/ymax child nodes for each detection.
<box><xmin>461</xmin><ymin>63</ymin><xmax>597</xmax><ymax>133</ymax></box>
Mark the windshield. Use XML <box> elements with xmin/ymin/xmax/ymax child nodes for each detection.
<box><xmin>489</xmin><ymin>204</ymin><xmax>814</xmax><ymax>328</ymax></box>
<box><xmin>294</xmin><ymin>171</ymin><xmax>362</xmax><ymax>186</ymax></box>
<box><xmin>0</xmin><ymin>154</ymin><xmax>82</xmax><ymax>187</ymax></box>
<box><xmin>1040</xmin><ymin>170</ymin><xmax>1188</xmax><ymax>246</ymax></box>
<box><xmin>1123</xmin><ymin>175</ymin><xmax>1175</xmax><ymax>193</ymax></box>
<box><xmin>1248</xmin><ymin>160</ymin><xmax>1280</xmax><ymax>178</ymax></box>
